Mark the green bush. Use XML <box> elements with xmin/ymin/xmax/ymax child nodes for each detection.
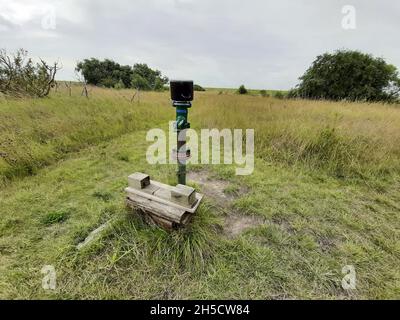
<box><xmin>194</xmin><ymin>84</ymin><xmax>206</xmax><ymax>91</ymax></box>
<box><xmin>100</xmin><ymin>77</ymin><xmax>118</xmax><ymax>88</ymax></box>
<box><xmin>76</xmin><ymin>59</ymin><xmax>168</xmax><ymax>91</ymax></box>
<box><xmin>237</xmin><ymin>85</ymin><xmax>248</xmax><ymax>94</ymax></box>
<box><xmin>260</xmin><ymin>90</ymin><xmax>269</xmax><ymax>97</ymax></box>
<box><xmin>292</xmin><ymin>50</ymin><xmax>400</xmax><ymax>102</ymax></box>
<box><xmin>0</xmin><ymin>49</ymin><xmax>59</xmax><ymax>98</ymax></box>
<box><xmin>130</xmin><ymin>63</ymin><xmax>168</xmax><ymax>91</ymax></box>
<box><xmin>114</xmin><ymin>79</ymin><xmax>125</xmax><ymax>90</ymax></box>
<box><xmin>274</xmin><ymin>91</ymin><xmax>284</xmax><ymax>99</ymax></box>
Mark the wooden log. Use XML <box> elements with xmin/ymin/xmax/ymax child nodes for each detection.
<box><xmin>125</xmin><ymin>186</ymin><xmax>202</xmax><ymax>214</ymax></box>
<box><xmin>126</xmin><ymin>197</ymin><xmax>193</xmax><ymax>229</ymax></box>
<box><xmin>139</xmin><ymin>206</ymin><xmax>191</xmax><ymax>229</ymax></box>
<box><xmin>125</xmin><ymin>195</ymin><xmax>187</xmax><ymax>224</ymax></box>
<box><xmin>139</xmin><ymin>208</ymin><xmax>175</xmax><ymax>229</ymax></box>
<box><xmin>147</xmin><ymin>213</ymin><xmax>175</xmax><ymax>229</ymax></box>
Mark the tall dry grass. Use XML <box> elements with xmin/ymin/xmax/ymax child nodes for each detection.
<box><xmin>0</xmin><ymin>86</ymin><xmax>173</xmax><ymax>184</ymax></box>
<box><xmin>1</xmin><ymin>86</ymin><xmax>399</xmax><ymax>184</ymax></box>
<box><xmin>192</xmin><ymin>93</ymin><xmax>400</xmax><ymax>179</ymax></box>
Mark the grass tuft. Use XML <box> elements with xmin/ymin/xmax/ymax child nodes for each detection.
<box><xmin>41</xmin><ymin>210</ymin><xmax>70</xmax><ymax>225</ymax></box>
<box><xmin>92</xmin><ymin>191</ymin><xmax>113</xmax><ymax>202</ymax></box>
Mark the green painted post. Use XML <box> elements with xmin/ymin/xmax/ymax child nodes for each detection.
<box><xmin>173</xmin><ymin>101</ymin><xmax>191</xmax><ymax>185</ymax></box>
<box><xmin>170</xmin><ymin>80</ymin><xmax>194</xmax><ymax>185</ymax></box>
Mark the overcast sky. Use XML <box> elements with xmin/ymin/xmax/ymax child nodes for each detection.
<box><xmin>1</xmin><ymin>0</ymin><xmax>399</xmax><ymax>89</ymax></box>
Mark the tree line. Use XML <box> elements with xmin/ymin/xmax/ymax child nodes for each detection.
<box><xmin>1</xmin><ymin>48</ymin><xmax>399</xmax><ymax>102</ymax></box>
<box><xmin>75</xmin><ymin>58</ymin><xmax>169</xmax><ymax>91</ymax></box>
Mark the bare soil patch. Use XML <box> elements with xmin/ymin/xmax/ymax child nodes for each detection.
<box><xmin>187</xmin><ymin>170</ymin><xmax>263</xmax><ymax>236</ymax></box>
<box><xmin>223</xmin><ymin>214</ymin><xmax>265</xmax><ymax>238</ymax></box>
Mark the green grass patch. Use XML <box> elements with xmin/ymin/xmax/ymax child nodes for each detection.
<box><xmin>41</xmin><ymin>210</ymin><xmax>70</xmax><ymax>225</ymax></box>
<box><xmin>92</xmin><ymin>191</ymin><xmax>113</xmax><ymax>202</ymax></box>
<box><xmin>1</xmin><ymin>88</ymin><xmax>400</xmax><ymax>299</ymax></box>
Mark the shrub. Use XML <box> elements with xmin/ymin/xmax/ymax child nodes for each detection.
<box><xmin>114</xmin><ymin>79</ymin><xmax>125</xmax><ymax>90</ymax></box>
<box><xmin>287</xmin><ymin>89</ymin><xmax>298</xmax><ymax>99</ymax></box>
<box><xmin>76</xmin><ymin>59</ymin><xmax>168</xmax><ymax>91</ymax></box>
<box><xmin>292</xmin><ymin>50</ymin><xmax>400</xmax><ymax>102</ymax></box>
<box><xmin>0</xmin><ymin>49</ymin><xmax>59</xmax><ymax>98</ymax></box>
<box><xmin>274</xmin><ymin>91</ymin><xmax>285</xmax><ymax>99</ymax></box>
<box><xmin>76</xmin><ymin>58</ymin><xmax>131</xmax><ymax>88</ymax></box>
<box><xmin>237</xmin><ymin>85</ymin><xmax>248</xmax><ymax>94</ymax></box>
<box><xmin>194</xmin><ymin>84</ymin><xmax>206</xmax><ymax>91</ymax></box>
<box><xmin>100</xmin><ymin>77</ymin><xmax>118</xmax><ymax>88</ymax></box>
<box><xmin>260</xmin><ymin>90</ymin><xmax>269</xmax><ymax>97</ymax></box>
<box><xmin>131</xmin><ymin>63</ymin><xmax>168</xmax><ymax>91</ymax></box>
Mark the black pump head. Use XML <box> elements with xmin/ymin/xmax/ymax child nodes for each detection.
<box><xmin>170</xmin><ymin>80</ymin><xmax>194</xmax><ymax>102</ymax></box>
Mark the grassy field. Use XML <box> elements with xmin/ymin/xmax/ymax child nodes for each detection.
<box><xmin>205</xmin><ymin>87</ymin><xmax>287</xmax><ymax>97</ymax></box>
<box><xmin>0</xmin><ymin>87</ymin><xmax>399</xmax><ymax>299</ymax></box>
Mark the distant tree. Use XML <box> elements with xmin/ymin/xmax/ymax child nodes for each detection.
<box><xmin>130</xmin><ymin>63</ymin><xmax>168</xmax><ymax>91</ymax></box>
<box><xmin>118</xmin><ymin>65</ymin><xmax>134</xmax><ymax>88</ymax></box>
<box><xmin>76</xmin><ymin>59</ymin><xmax>168</xmax><ymax>91</ymax></box>
<box><xmin>154</xmin><ymin>77</ymin><xmax>167</xmax><ymax>91</ymax></box>
<box><xmin>114</xmin><ymin>79</ymin><xmax>125</xmax><ymax>89</ymax></box>
<box><xmin>100</xmin><ymin>76</ymin><xmax>116</xmax><ymax>88</ymax></box>
<box><xmin>194</xmin><ymin>84</ymin><xmax>206</xmax><ymax>91</ymax></box>
<box><xmin>237</xmin><ymin>85</ymin><xmax>248</xmax><ymax>94</ymax></box>
<box><xmin>290</xmin><ymin>50</ymin><xmax>400</xmax><ymax>102</ymax></box>
<box><xmin>76</xmin><ymin>58</ymin><xmax>130</xmax><ymax>88</ymax></box>
<box><xmin>260</xmin><ymin>89</ymin><xmax>269</xmax><ymax>97</ymax></box>
<box><xmin>274</xmin><ymin>91</ymin><xmax>285</xmax><ymax>99</ymax></box>
<box><xmin>130</xmin><ymin>73</ymin><xmax>148</xmax><ymax>90</ymax></box>
<box><xmin>286</xmin><ymin>89</ymin><xmax>297</xmax><ymax>99</ymax></box>
<box><xmin>0</xmin><ymin>49</ymin><xmax>60</xmax><ymax>98</ymax></box>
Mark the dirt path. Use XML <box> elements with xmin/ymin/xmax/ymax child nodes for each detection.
<box><xmin>187</xmin><ymin>170</ymin><xmax>264</xmax><ymax>237</ymax></box>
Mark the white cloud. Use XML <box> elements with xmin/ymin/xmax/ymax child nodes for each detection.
<box><xmin>0</xmin><ymin>0</ymin><xmax>399</xmax><ymax>89</ymax></box>
<box><xmin>0</xmin><ymin>1</ymin><xmax>40</xmax><ymax>25</ymax></box>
